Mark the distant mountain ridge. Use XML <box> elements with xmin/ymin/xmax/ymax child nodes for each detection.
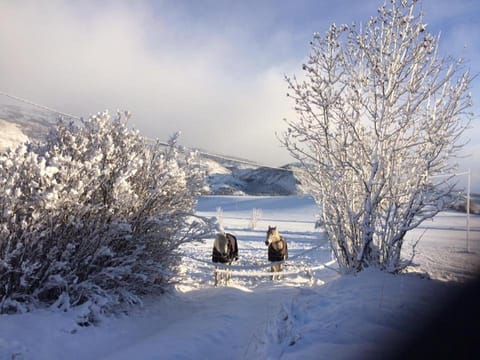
<box><xmin>0</xmin><ymin>103</ymin><xmax>301</xmax><ymax>196</ymax></box>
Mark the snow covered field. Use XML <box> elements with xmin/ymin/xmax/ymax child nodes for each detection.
<box><xmin>1</xmin><ymin>195</ymin><xmax>479</xmax><ymax>359</ymax></box>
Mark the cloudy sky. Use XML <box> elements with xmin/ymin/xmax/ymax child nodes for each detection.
<box><xmin>1</xmin><ymin>0</ymin><xmax>479</xmax><ymax>189</ymax></box>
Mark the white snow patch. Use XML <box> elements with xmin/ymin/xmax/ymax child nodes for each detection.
<box><xmin>0</xmin><ymin>119</ymin><xmax>28</xmax><ymax>152</ymax></box>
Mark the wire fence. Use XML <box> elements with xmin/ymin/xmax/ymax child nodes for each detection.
<box><xmin>185</xmin><ymin>243</ymin><xmax>338</xmax><ymax>277</ymax></box>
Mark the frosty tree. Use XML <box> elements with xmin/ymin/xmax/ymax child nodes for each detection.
<box><xmin>281</xmin><ymin>0</ymin><xmax>473</xmax><ymax>273</ymax></box>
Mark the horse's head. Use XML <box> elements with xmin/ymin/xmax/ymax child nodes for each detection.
<box><xmin>214</xmin><ymin>232</ymin><xmax>230</xmax><ymax>257</ymax></box>
<box><xmin>265</xmin><ymin>226</ymin><xmax>279</xmax><ymax>246</ymax></box>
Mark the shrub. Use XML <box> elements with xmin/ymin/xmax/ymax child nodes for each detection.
<box><xmin>0</xmin><ymin>111</ymin><xmax>212</xmax><ymax>321</ymax></box>
<box><xmin>249</xmin><ymin>208</ymin><xmax>263</xmax><ymax>230</ymax></box>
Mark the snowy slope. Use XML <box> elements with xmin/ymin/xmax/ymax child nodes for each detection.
<box><xmin>0</xmin><ymin>104</ymin><xmax>54</xmax><ymax>141</ymax></box>
<box><xmin>0</xmin><ymin>119</ymin><xmax>28</xmax><ymax>152</ymax></box>
<box><xmin>0</xmin><ymin>196</ymin><xmax>479</xmax><ymax>360</ymax></box>
<box><xmin>202</xmin><ymin>158</ymin><xmax>300</xmax><ymax>196</ymax></box>
<box><xmin>0</xmin><ymin>102</ymin><xmax>300</xmax><ymax>196</ymax></box>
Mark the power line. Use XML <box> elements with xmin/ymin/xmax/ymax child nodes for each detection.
<box><xmin>0</xmin><ymin>91</ymin><xmax>81</xmax><ymax>120</ymax></box>
<box><xmin>144</xmin><ymin>135</ymin><xmax>291</xmax><ymax>171</ymax></box>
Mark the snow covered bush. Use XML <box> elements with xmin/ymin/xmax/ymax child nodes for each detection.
<box><xmin>249</xmin><ymin>208</ymin><xmax>262</xmax><ymax>230</ymax></box>
<box><xmin>281</xmin><ymin>0</ymin><xmax>473</xmax><ymax>273</ymax></box>
<box><xmin>216</xmin><ymin>206</ymin><xmax>224</xmax><ymax>228</ymax></box>
<box><xmin>0</xmin><ymin>111</ymin><xmax>211</xmax><ymax>320</ymax></box>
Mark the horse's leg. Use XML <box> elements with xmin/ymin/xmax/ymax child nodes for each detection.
<box><xmin>271</xmin><ymin>264</ymin><xmax>282</xmax><ymax>281</ymax></box>
<box><xmin>214</xmin><ymin>267</ymin><xmax>218</xmax><ymax>287</ymax></box>
<box><xmin>220</xmin><ymin>268</ymin><xmax>225</xmax><ymax>286</ymax></box>
<box><xmin>226</xmin><ymin>269</ymin><xmax>230</xmax><ymax>286</ymax></box>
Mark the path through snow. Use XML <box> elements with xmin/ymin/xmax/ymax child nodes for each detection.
<box><xmin>0</xmin><ymin>195</ymin><xmax>479</xmax><ymax>360</ymax></box>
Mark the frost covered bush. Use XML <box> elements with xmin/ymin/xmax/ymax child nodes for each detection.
<box><xmin>216</xmin><ymin>206</ymin><xmax>224</xmax><ymax>228</ymax></box>
<box><xmin>0</xmin><ymin>111</ymin><xmax>211</xmax><ymax>320</ymax></box>
<box><xmin>249</xmin><ymin>208</ymin><xmax>262</xmax><ymax>230</ymax></box>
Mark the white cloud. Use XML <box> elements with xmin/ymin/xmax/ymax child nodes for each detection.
<box><xmin>0</xmin><ymin>0</ymin><xmax>300</xmax><ymax>166</ymax></box>
<box><xmin>0</xmin><ymin>0</ymin><xmax>478</xmax><ymax>175</ymax></box>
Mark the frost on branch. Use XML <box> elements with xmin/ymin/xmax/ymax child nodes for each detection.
<box><xmin>0</xmin><ymin>111</ymin><xmax>212</xmax><ymax>321</ymax></box>
<box><xmin>281</xmin><ymin>0</ymin><xmax>473</xmax><ymax>273</ymax></box>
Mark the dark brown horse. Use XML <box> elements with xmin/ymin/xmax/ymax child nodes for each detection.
<box><xmin>265</xmin><ymin>226</ymin><xmax>288</xmax><ymax>280</ymax></box>
<box><xmin>212</xmin><ymin>232</ymin><xmax>238</xmax><ymax>286</ymax></box>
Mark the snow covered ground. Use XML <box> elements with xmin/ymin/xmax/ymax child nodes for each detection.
<box><xmin>1</xmin><ymin>195</ymin><xmax>479</xmax><ymax>360</ymax></box>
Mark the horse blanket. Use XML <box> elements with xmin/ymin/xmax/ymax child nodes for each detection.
<box><xmin>268</xmin><ymin>238</ymin><xmax>288</xmax><ymax>262</ymax></box>
<box><xmin>212</xmin><ymin>233</ymin><xmax>239</xmax><ymax>263</ymax></box>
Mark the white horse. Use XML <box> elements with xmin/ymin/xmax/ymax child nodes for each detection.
<box><xmin>212</xmin><ymin>232</ymin><xmax>238</xmax><ymax>286</ymax></box>
<box><xmin>265</xmin><ymin>226</ymin><xmax>288</xmax><ymax>280</ymax></box>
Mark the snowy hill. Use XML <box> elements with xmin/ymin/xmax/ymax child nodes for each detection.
<box><xmin>0</xmin><ymin>103</ymin><xmax>300</xmax><ymax>196</ymax></box>
<box><xmin>202</xmin><ymin>157</ymin><xmax>300</xmax><ymax>196</ymax></box>
<box><xmin>0</xmin><ymin>118</ymin><xmax>29</xmax><ymax>152</ymax></box>
<box><xmin>0</xmin><ymin>104</ymin><xmax>55</xmax><ymax>145</ymax></box>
